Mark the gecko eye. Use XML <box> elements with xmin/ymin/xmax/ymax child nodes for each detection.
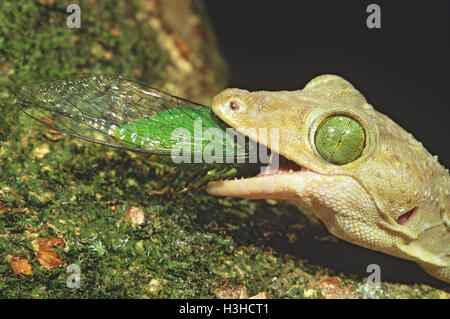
<box><xmin>314</xmin><ymin>115</ymin><xmax>366</xmax><ymax>165</ymax></box>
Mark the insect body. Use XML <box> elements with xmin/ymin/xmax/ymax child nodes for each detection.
<box><xmin>14</xmin><ymin>75</ymin><xmax>253</xmax><ymax>188</ymax></box>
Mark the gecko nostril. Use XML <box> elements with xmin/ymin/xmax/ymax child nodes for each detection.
<box><xmin>396</xmin><ymin>207</ymin><xmax>417</xmax><ymax>225</ymax></box>
<box><xmin>229</xmin><ymin>101</ymin><xmax>240</xmax><ymax>111</ymax></box>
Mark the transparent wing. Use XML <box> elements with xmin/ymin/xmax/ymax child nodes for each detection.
<box><xmin>14</xmin><ymin>74</ymin><xmax>216</xmax><ymax>155</ymax></box>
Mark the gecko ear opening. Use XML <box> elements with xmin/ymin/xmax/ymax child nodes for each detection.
<box><xmin>396</xmin><ymin>207</ymin><xmax>417</xmax><ymax>225</ymax></box>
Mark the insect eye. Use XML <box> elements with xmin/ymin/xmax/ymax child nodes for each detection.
<box><xmin>314</xmin><ymin>114</ymin><xmax>365</xmax><ymax>165</ymax></box>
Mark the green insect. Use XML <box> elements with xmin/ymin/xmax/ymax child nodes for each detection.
<box><xmin>14</xmin><ymin>74</ymin><xmax>258</xmax><ymax>190</ymax></box>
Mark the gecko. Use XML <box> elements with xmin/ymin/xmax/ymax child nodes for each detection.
<box><xmin>206</xmin><ymin>74</ymin><xmax>450</xmax><ymax>284</ymax></box>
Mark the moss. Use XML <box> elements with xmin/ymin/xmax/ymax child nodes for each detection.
<box><xmin>1</xmin><ymin>1</ymin><xmax>165</xmax><ymax>86</ymax></box>
<box><xmin>0</xmin><ymin>0</ymin><xmax>448</xmax><ymax>299</ymax></box>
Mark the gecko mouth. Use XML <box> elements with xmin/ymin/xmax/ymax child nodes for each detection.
<box><xmin>206</xmin><ymin>140</ymin><xmax>314</xmax><ymax>198</ymax></box>
<box><xmin>252</xmin><ymin>151</ymin><xmax>305</xmax><ymax>177</ymax></box>
<box><xmin>231</xmin><ymin>149</ymin><xmax>308</xmax><ymax>180</ymax></box>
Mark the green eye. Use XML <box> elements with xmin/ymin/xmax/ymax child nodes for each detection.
<box><xmin>314</xmin><ymin>115</ymin><xmax>365</xmax><ymax>165</ymax></box>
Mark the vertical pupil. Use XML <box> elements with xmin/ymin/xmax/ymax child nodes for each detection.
<box><xmin>314</xmin><ymin>114</ymin><xmax>365</xmax><ymax>165</ymax></box>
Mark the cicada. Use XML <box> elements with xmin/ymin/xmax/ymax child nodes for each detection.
<box><xmin>14</xmin><ymin>74</ymin><xmax>259</xmax><ymax>190</ymax></box>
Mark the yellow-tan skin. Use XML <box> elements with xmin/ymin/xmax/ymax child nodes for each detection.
<box><xmin>206</xmin><ymin>75</ymin><xmax>450</xmax><ymax>284</ymax></box>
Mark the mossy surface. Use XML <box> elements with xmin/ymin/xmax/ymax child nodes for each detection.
<box><xmin>2</xmin><ymin>1</ymin><xmax>164</xmax><ymax>87</ymax></box>
<box><xmin>0</xmin><ymin>0</ymin><xmax>448</xmax><ymax>299</ymax></box>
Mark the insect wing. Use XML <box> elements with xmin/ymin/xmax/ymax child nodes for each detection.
<box><xmin>14</xmin><ymin>74</ymin><xmax>211</xmax><ymax>155</ymax></box>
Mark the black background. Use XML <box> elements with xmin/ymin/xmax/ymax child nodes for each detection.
<box><xmin>205</xmin><ymin>0</ymin><xmax>450</xmax><ymax>167</ymax></box>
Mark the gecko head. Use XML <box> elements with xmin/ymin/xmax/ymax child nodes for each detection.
<box><xmin>208</xmin><ymin>75</ymin><xmax>376</xmax><ymax>196</ymax></box>
<box><xmin>207</xmin><ymin>75</ymin><xmax>446</xmax><ymax>258</ymax></box>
